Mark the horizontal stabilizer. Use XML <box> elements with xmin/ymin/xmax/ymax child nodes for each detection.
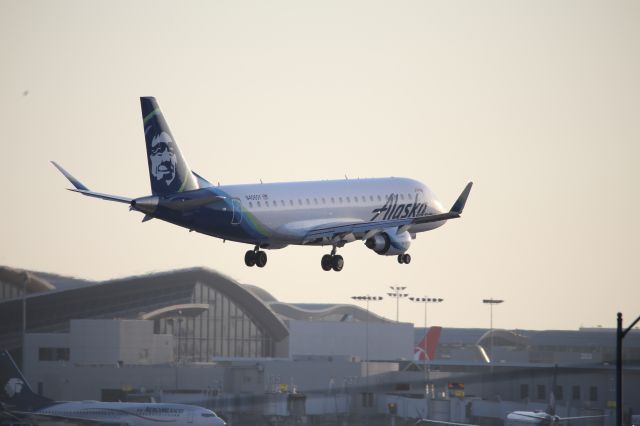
<box><xmin>52</xmin><ymin>162</ymin><xmax>133</xmax><ymax>204</ymax></box>
<box><xmin>69</xmin><ymin>188</ymin><xmax>133</xmax><ymax>204</ymax></box>
<box><xmin>51</xmin><ymin>161</ymin><xmax>89</xmax><ymax>191</ymax></box>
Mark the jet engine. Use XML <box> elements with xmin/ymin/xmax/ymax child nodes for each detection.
<box><xmin>365</xmin><ymin>230</ymin><xmax>411</xmax><ymax>256</ymax></box>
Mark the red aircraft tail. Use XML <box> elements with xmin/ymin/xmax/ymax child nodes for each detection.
<box><xmin>413</xmin><ymin>326</ymin><xmax>442</xmax><ymax>361</ymax></box>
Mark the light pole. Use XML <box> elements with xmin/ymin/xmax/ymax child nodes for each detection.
<box><xmin>388</xmin><ymin>286</ymin><xmax>408</xmax><ymax>322</ymax></box>
<box><xmin>351</xmin><ymin>295</ymin><xmax>383</xmax><ymax>420</ymax></box>
<box><xmin>482</xmin><ymin>299</ymin><xmax>503</xmax><ymax>365</ymax></box>
<box><xmin>617</xmin><ymin>312</ymin><xmax>640</xmax><ymax>426</ymax></box>
<box><xmin>22</xmin><ymin>272</ymin><xmax>29</xmax><ymax>369</ymax></box>
<box><xmin>409</xmin><ymin>297</ymin><xmax>443</xmax><ymax>399</ymax></box>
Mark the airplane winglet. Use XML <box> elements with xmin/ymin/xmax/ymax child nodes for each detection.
<box><xmin>51</xmin><ymin>161</ymin><xmax>89</xmax><ymax>191</ymax></box>
<box><xmin>450</xmin><ymin>182</ymin><xmax>473</xmax><ymax>215</ymax></box>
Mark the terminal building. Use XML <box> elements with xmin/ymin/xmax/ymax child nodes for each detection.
<box><xmin>0</xmin><ymin>265</ymin><xmax>638</xmax><ymax>425</ymax></box>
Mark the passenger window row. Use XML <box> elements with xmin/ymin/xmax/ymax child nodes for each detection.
<box><xmin>246</xmin><ymin>193</ymin><xmax>415</xmax><ymax>209</ymax></box>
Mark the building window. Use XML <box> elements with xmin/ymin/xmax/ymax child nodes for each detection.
<box><xmin>572</xmin><ymin>385</ymin><xmax>581</xmax><ymax>400</ymax></box>
<box><xmin>338</xmin><ymin>197</ymin><xmax>343</xmax><ymax>204</ymax></box>
<box><xmin>589</xmin><ymin>386</ymin><xmax>598</xmax><ymax>401</ymax></box>
<box><xmin>520</xmin><ymin>384</ymin><xmax>529</xmax><ymax>399</ymax></box>
<box><xmin>346</xmin><ymin>196</ymin><xmax>351</xmax><ymax>203</ymax></box>
<box><xmin>537</xmin><ymin>384</ymin><xmax>546</xmax><ymax>400</ymax></box>
<box><xmin>554</xmin><ymin>385</ymin><xmax>563</xmax><ymax>401</ymax></box>
<box><xmin>361</xmin><ymin>392</ymin><xmax>374</xmax><ymax>407</ymax></box>
<box><xmin>280</xmin><ymin>200</ymin><xmax>285</xmax><ymax>206</ymax></box>
<box><xmin>248</xmin><ymin>202</ymin><xmax>253</xmax><ymax>208</ymax></box>
<box><xmin>257</xmin><ymin>201</ymin><xmax>261</xmax><ymax>207</ymax></box>
<box><xmin>298</xmin><ymin>199</ymin><xmax>302</xmax><ymax>205</ymax></box>
<box><xmin>289</xmin><ymin>200</ymin><xmax>293</xmax><ymax>206</ymax></box>
<box><xmin>369</xmin><ymin>195</ymin><xmax>374</xmax><ymax>202</ymax></box>
<box><xmin>38</xmin><ymin>347</ymin><xmax>69</xmax><ymax>361</ymax></box>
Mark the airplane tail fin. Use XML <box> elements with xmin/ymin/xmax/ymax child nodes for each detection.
<box><xmin>140</xmin><ymin>97</ymin><xmax>199</xmax><ymax>195</ymax></box>
<box><xmin>0</xmin><ymin>351</ymin><xmax>53</xmax><ymax>411</ymax></box>
<box><xmin>413</xmin><ymin>326</ymin><xmax>442</xmax><ymax>361</ymax></box>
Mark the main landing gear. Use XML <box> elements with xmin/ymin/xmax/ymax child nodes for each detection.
<box><xmin>245</xmin><ymin>246</ymin><xmax>267</xmax><ymax>268</ymax></box>
<box><xmin>397</xmin><ymin>253</ymin><xmax>411</xmax><ymax>264</ymax></box>
<box><xmin>321</xmin><ymin>247</ymin><xmax>344</xmax><ymax>272</ymax></box>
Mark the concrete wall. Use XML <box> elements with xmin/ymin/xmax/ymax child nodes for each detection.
<box><xmin>69</xmin><ymin>319</ymin><xmax>172</xmax><ymax>365</ymax></box>
<box><xmin>287</xmin><ymin>320</ymin><xmax>413</xmax><ymax>360</ymax></box>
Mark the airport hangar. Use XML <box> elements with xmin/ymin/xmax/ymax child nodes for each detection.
<box><xmin>0</xmin><ymin>266</ymin><xmax>638</xmax><ymax>425</ymax></box>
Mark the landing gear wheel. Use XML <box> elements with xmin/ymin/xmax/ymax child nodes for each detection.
<box><xmin>245</xmin><ymin>250</ymin><xmax>256</xmax><ymax>267</ymax></box>
<box><xmin>397</xmin><ymin>254</ymin><xmax>404</xmax><ymax>264</ymax></box>
<box><xmin>255</xmin><ymin>251</ymin><xmax>268</xmax><ymax>268</ymax></box>
<box><xmin>402</xmin><ymin>253</ymin><xmax>411</xmax><ymax>264</ymax></box>
<box><xmin>321</xmin><ymin>254</ymin><xmax>333</xmax><ymax>271</ymax></box>
<box><xmin>332</xmin><ymin>255</ymin><xmax>344</xmax><ymax>272</ymax></box>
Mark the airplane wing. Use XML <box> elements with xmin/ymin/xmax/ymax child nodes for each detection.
<box><xmin>302</xmin><ymin>182</ymin><xmax>472</xmax><ymax>244</ymax></box>
<box><xmin>414</xmin><ymin>419</ymin><xmax>477</xmax><ymax>426</ymax></box>
<box><xmin>558</xmin><ymin>414</ymin><xmax>608</xmax><ymax>422</ymax></box>
<box><xmin>13</xmin><ymin>410</ymin><xmax>131</xmax><ymax>426</ymax></box>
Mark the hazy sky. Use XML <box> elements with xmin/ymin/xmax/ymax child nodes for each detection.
<box><xmin>1</xmin><ymin>1</ymin><xmax>638</xmax><ymax>331</ymax></box>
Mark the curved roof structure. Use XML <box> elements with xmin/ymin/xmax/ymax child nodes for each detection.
<box><xmin>0</xmin><ymin>266</ymin><xmax>55</xmax><ymax>294</ymax></box>
<box><xmin>139</xmin><ymin>303</ymin><xmax>210</xmax><ymax>320</ymax></box>
<box><xmin>0</xmin><ymin>267</ymin><xmax>289</xmax><ymax>352</ymax></box>
<box><xmin>269</xmin><ymin>302</ymin><xmax>393</xmax><ymax>323</ymax></box>
<box><xmin>477</xmin><ymin>329</ymin><xmax>528</xmax><ymax>348</ymax></box>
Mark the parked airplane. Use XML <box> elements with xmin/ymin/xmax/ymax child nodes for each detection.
<box><xmin>417</xmin><ymin>410</ymin><xmax>606</xmax><ymax>425</ymax></box>
<box><xmin>52</xmin><ymin>97</ymin><xmax>472</xmax><ymax>271</ymax></box>
<box><xmin>0</xmin><ymin>350</ymin><xmax>226</xmax><ymax>426</ymax></box>
<box><xmin>416</xmin><ymin>387</ymin><xmax>607</xmax><ymax>425</ymax></box>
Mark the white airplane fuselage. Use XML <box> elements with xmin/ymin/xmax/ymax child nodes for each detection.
<box><xmin>34</xmin><ymin>401</ymin><xmax>225</xmax><ymax>426</ymax></box>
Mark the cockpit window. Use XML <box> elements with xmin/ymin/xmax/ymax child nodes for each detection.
<box><xmin>201</xmin><ymin>413</ymin><xmax>215</xmax><ymax>417</ymax></box>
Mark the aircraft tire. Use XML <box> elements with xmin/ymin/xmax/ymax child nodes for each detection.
<box><xmin>245</xmin><ymin>250</ymin><xmax>256</xmax><ymax>267</ymax></box>
<box><xmin>397</xmin><ymin>255</ymin><xmax>404</xmax><ymax>264</ymax></box>
<box><xmin>321</xmin><ymin>255</ymin><xmax>333</xmax><ymax>271</ymax></box>
<box><xmin>256</xmin><ymin>250</ymin><xmax>268</xmax><ymax>268</ymax></box>
<box><xmin>402</xmin><ymin>253</ymin><xmax>411</xmax><ymax>264</ymax></box>
<box><xmin>332</xmin><ymin>255</ymin><xmax>344</xmax><ymax>272</ymax></box>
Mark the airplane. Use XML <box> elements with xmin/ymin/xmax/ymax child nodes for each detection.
<box><xmin>0</xmin><ymin>350</ymin><xmax>226</xmax><ymax>426</ymax></box>
<box><xmin>415</xmin><ymin>386</ymin><xmax>607</xmax><ymax>425</ymax></box>
<box><xmin>52</xmin><ymin>97</ymin><xmax>472</xmax><ymax>271</ymax></box>
<box><xmin>416</xmin><ymin>411</ymin><xmax>607</xmax><ymax>425</ymax></box>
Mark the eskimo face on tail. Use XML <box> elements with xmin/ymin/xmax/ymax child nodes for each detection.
<box><xmin>149</xmin><ymin>131</ymin><xmax>178</xmax><ymax>187</ymax></box>
<box><xmin>4</xmin><ymin>378</ymin><xmax>24</xmax><ymax>398</ymax></box>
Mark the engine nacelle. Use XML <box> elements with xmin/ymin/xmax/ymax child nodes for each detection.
<box><xmin>365</xmin><ymin>230</ymin><xmax>411</xmax><ymax>256</ymax></box>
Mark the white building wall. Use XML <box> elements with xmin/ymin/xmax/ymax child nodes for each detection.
<box><xmin>287</xmin><ymin>320</ymin><xmax>413</xmax><ymax>360</ymax></box>
<box><xmin>69</xmin><ymin>319</ymin><xmax>172</xmax><ymax>364</ymax></box>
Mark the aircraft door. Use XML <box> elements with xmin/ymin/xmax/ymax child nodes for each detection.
<box><xmin>231</xmin><ymin>198</ymin><xmax>243</xmax><ymax>225</ymax></box>
<box><xmin>187</xmin><ymin>409</ymin><xmax>194</xmax><ymax>424</ymax></box>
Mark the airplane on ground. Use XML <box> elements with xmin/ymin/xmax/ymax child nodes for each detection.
<box><xmin>53</xmin><ymin>97</ymin><xmax>472</xmax><ymax>271</ymax></box>
<box><xmin>415</xmin><ymin>385</ymin><xmax>607</xmax><ymax>425</ymax></box>
<box><xmin>0</xmin><ymin>350</ymin><xmax>226</xmax><ymax>426</ymax></box>
<box><xmin>416</xmin><ymin>410</ymin><xmax>607</xmax><ymax>425</ymax></box>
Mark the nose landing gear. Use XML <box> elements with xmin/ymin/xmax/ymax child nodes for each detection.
<box><xmin>321</xmin><ymin>246</ymin><xmax>344</xmax><ymax>272</ymax></box>
<box><xmin>245</xmin><ymin>246</ymin><xmax>267</xmax><ymax>268</ymax></box>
